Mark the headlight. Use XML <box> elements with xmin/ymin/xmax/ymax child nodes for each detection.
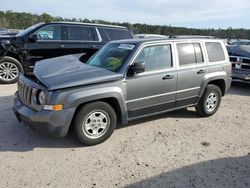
<box><xmin>37</xmin><ymin>90</ymin><xmax>45</xmax><ymax>105</ymax></box>
<box><xmin>1</xmin><ymin>40</ymin><xmax>10</xmax><ymax>45</ymax></box>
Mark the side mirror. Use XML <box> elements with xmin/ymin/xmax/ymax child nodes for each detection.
<box><xmin>129</xmin><ymin>62</ymin><xmax>145</xmax><ymax>74</ymax></box>
<box><xmin>28</xmin><ymin>34</ymin><xmax>38</xmax><ymax>42</ymax></box>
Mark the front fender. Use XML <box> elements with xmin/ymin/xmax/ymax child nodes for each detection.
<box><xmin>63</xmin><ymin>86</ymin><xmax>127</xmax><ymax>117</ymax></box>
<box><xmin>0</xmin><ymin>43</ymin><xmax>8</xmax><ymax>57</ymax></box>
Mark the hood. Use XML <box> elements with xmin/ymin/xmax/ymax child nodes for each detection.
<box><xmin>34</xmin><ymin>54</ymin><xmax>123</xmax><ymax>90</ymax></box>
<box><xmin>228</xmin><ymin>45</ymin><xmax>250</xmax><ymax>57</ymax></box>
<box><xmin>0</xmin><ymin>35</ymin><xmax>15</xmax><ymax>41</ymax></box>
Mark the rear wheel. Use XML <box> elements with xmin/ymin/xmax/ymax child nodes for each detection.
<box><xmin>195</xmin><ymin>84</ymin><xmax>222</xmax><ymax>117</ymax></box>
<box><xmin>0</xmin><ymin>56</ymin><xmax>23</xmax><ymax>84</ymax></box>
<box><xmin>73</xmin><ymin>101</ymin><xmax>117</xmax><ymax>146</ymax></box>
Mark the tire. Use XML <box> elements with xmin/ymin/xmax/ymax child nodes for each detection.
<box><xmin>0</xmin><ymin>56</ymin><xmax>23</xmax><ymax>84</ymax></box>
<box><xmin>73</xmin><ymin>101</ymin><xmax>117</xmax><ymax>146</ymax></box>
<box><xmin>195</xmin><ymin>84</ymin><xmax>222</xmax><ymax>117</ymax></box>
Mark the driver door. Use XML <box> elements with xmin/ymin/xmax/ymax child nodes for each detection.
<box><xmin>25</xmin><ymin>25</ymin><xmax>64</xmax><ymax>65</ymax></box>
<box><xmin>126</xmin><ymin>43</ymin><xmax>177</xmax><ymax>119</ymax></box>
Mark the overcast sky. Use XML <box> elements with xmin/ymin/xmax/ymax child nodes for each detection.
<box><xmin>1</xmin><ymin>0</ymin><xmax>250</xmax><ymax>29</ymax></box>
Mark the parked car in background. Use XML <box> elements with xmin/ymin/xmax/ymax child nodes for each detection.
<box><xmin>0</xmin><ymin>31</ymin><xmax>20</xmax><ymax>36</ymax></box>
<box><xmin>13</xmin><ymin>38</ymin><xmax>231</xmax><ymax>145</ymax></box>
<box><xmin>231</xmin><ymin>40</ymin><xmax>250</xmax><ymax>46</ymax></box>
<box><xmin>135</xmin><ymin>34</ymin><xmax>168</xmax><ymax>39</ymax></box>
<box><xmin>227</xmin><ymin>40</ymin><xmax>250</xmax><ymax>53</ymax></box>
<box><xmin>0</xmin><ymin>22</ymin><xmax>134</xmax><ymax>84</ymax></box>
<box><xmin>169</xmin><ymin>35</ymin><xmax>216</xmax><ymax>39</ymax></box>
<box><xmin>0</xmin><ymin>28</ymin><xmax>8</xmax><ymax>34</ymax></box>
<box><xmin>0</xmin><ymin>28</ymin><xmax>21</xmax><ymax>36</ymax></box>
<box><xmin>229</xmin><ymin>45</ymin><xmax>250</xmax><ymax>82</ymax></box>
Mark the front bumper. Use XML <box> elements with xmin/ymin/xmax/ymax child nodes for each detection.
<box><xmin>232</xmin><ymin>68</ymin><xmax>250</xmax><ymax>82</ymax></box>
<box><xmin>13</xmin><ymin>96</ymin><xmax>76</xmax><ymax>137</ymax></box>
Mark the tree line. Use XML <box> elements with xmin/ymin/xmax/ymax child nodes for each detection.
<box><xmin>0</xmin><ymin>10</ymin><xmax>250</xmax><ymax>39</ymax></box>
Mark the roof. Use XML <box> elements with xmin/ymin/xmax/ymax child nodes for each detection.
<box><xmin>135</xmin><ymin>34</ymin><xmax>169</xmax><ymax>38</ymax></box>
<box><xmin>49</xmin><ymin>21</ymin><xmax>126</xmax><ymax>29</ymax></box>
<box><xmin>169</xmin><ymin>35</ymin><xmax>216</xmax><ymax>39</ymax></box>
<box><xmin>110</xmin><ymin>37</ymin><xmax>223</xmax><ymax>45</ymax></box>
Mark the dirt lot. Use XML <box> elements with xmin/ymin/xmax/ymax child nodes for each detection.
<box><xmin>0</xmin><ymin>82</ymin><xmax>250</xmax><ymax>188</ymax></box>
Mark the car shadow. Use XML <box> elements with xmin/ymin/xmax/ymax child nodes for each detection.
<box><xmin>0</xmin><ymin>80</ymin><xmax>249</xmax><ymax>152</ymax></box>
<box><xmin>126</xmin><ymin>154</ymin><xmax>250</xmax><ymax>188</ymax></box>
<box><xmin>117</xmin><ymin>108</ymin><xmax>200</xmax><ymax>130</ymax></box>
<box><xmin>228</xmin><ymin>81</ymin><xmax>250</xmax><ymax>96</ymax></box>
<box><xmin>0</xmin><ymin>94</ymin><xmax>199</xmax><ymax>152</ymax></box>
<box><xmin>0</xmin><ymin>95</ymin><xmax>82</xmax><ymax>152</ymax></box>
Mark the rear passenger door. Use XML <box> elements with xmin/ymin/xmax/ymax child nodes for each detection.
<box><xmin>126</xmin><ymin>43</ymin><xmax>177</xmax><ymax>119</ymax></box>
<box><xmin>176</xmin><ymin>42</ymin><xmax>207</xmax><ymax>107</ymax></box>
<box><xmin>62</xmin><ymin>25</ymin><xmax>101</xmax><ymax>57</ymax></box>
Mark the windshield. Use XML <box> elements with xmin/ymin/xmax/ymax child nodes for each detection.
<box><xmin>16</xmin><ymin>23</ymin><xmax>44</xmax><ymax>37</ymax></box>
<box><xmin>86</xmin><ymin>43</ymin><xmax>135</xmax><ymax>72</ymax></box>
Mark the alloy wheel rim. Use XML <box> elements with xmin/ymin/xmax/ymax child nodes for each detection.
<box><xmin>82</xmin><ymin>110</ymin><xmax>110</xmax><ymax>139</ymax></box>
<box><xmin>206</xmin><ymin>92</ymin><xmax>218</xmax><ymax>112</ymax></box>
<box><xmin>0</xmin><ymin>62</ymin><xmax>19</xmax><ymax>81</ymax></box>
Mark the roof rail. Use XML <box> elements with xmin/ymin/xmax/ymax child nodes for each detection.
<box><xmin>50</xmin><ymin>21</ymin><xmax>126</xmax><ymax>29</ymax></box>
<box><xmin>169</xmin><ymin>35</ymin><xmax>216</xmax><ymax>39</ymax></box>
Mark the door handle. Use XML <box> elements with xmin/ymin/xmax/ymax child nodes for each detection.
<box><xmin>59</xmin><ymin>44</ymin><xmax>65</xmax><ymax>48</ymax></box>
<box><xmin>197</xmin><ymin>69</ymin><xmax>206</xmax><ymax>74</ymax></box>
<box><xmin>162</xmin><ymin>75</ymin><xmax>174</xmax><ymax>80</ymax></box>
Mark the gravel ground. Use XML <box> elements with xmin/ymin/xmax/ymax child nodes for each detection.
<box><xmin>0</xmin><ymin>82</ymin><xmax>250</xmax><ymax>188</ymax></box>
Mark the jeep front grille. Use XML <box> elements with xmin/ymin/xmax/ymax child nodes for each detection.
<box><xmin>18</xmin><ymin>81</ymin><xmax>33</xmax><ymax>104</ymax></box>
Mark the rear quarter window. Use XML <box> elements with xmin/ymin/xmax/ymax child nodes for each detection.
<box><xmin>205</xmin><ymin>42</ymin><xmax>225</xmax><ymax>62</ymax></box>
<box><xmin>104</xmin><ymin>28</ymin><xmax>133</xmax><ymax>40</ymax></box>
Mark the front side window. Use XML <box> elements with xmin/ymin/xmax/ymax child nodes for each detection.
<box><xmin>85</xmin><ymin>43</ymin><xmax>134</xmax><ymax>72</ymax></box>
<box><xmin>35</xmin><ymin>25</ymin><xmax>61</xmax><ymax>40</ymax></box>
<box><xmin>134</xmin><ymin>44</ymin><xmax>172</xmax><ymax>71</ymax></box>
<box><xmin>177</xmin><ymin>43</ymin><xmax>204</xmax><ymax>66</ymax></box>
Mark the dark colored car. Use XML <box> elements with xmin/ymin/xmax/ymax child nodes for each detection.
<box><xmin>228</xmin><ymin>44</ymin><xmax>250</xmax><ymax>82</ymax></box>
<box><xmin>13</xmin><ymin>38</ymin><xmax>231</xmax><ymax>146</ymax></box>
<box><xmin>231</xmin><ymin>40</ymin><xmax>250</xmax><ymax>46</ymax></box>
<box><xmin>0</xmin><ymin>22</ymin><xmax>134</xmax><ymax>84</ymax></box>
<box><xmin>0</xmin><ymin>31</ymin><xmax>20</xmax><ymax>36</ymax></box>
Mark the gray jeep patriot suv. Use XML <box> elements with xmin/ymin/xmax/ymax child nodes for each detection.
<box><xmin>13</xmin><ymin>38</ymin><xmax>232</xmax><ymax>145</ymax></box>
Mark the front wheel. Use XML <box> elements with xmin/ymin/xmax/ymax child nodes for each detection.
<box><xmin>195</xmin><ymin>84</ymin><xmax>222</xmax><ymax>117</ymax></box>
<box><xmin>73</xmin><ymin>101</ymin><xmax>117</xmax><ymax>146</ymax></box>
<box><xmin>0</xmin><ymin>56</ymin><xmax>23</xmax><ymax>84</ymax></box>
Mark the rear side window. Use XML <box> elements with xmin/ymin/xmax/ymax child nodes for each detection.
<box><xmin>104</xmin><ymin>28</ymin><xmax>133</xmax><ymax>40</ymax></box>
<box><xmin>134</xmin><ymin>44</ymin><xmax>172</xmax><ymax>71</ymax></box>
<box><xmin>177</xmin><ymin>43</ymin><xmax>204</xmax><ymax>66</ymax></box>
<box><xmin>205</xmin><ymin>42</ymin><xmax>225</xmax><ymax>62</ymax></box>
<box><xmin>68</xmin><ymin>26</ymin><xmax>96</xmax><ymax>41</ymax></box>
